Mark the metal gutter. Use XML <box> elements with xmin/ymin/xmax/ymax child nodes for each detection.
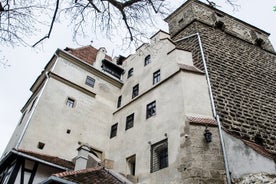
<box><xmin>174</xmin><ymin>33</ymin><xmax>231</xmax><ymax>184</ymax></box>
<box><xmin>39</xmin><ymin>176</ymin><xmax>76</xmax><ymax>184</ymax></box>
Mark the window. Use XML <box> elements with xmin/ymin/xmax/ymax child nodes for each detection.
<box><xmin>128</xmin><ymin>68</ymin><xmax>133</xmax><ymax>78</ymax></box>
<box><xmin>153</xmin><ymin>70</ymin><xmax>160</xmax><ymax>85</ymax></box>
<box><xmin>151</xmin><ymin>139</ymin><xmax>168</xmax><ymax>172</ymax></box>
<box><xmin>85</xmin><ymin>76</ymin><xmax>95</xmax><ymax>87</ymax></box>
<box><xmin>117</xmin><ymin>96</ymin><xmax>122</xmax><ymax>108</ymax></box>
<box><xmin>144</xmin><ymin>55</ymin><xmax>151</xmax><ymax>66</ymax></box>
<box><xmin>132</xmin><ymin>84</ymin><xmax>139</xmax><ymax>99</ymax></box>
<box><xmin>126</xmin><ymin>155</ymin><xmax>136</xmax><ymax>176</ymax></box>
<box><xmin>146</xmin><ymin>101</ymin><xmax>156</xmax><ymax>119</ymax></box>
<box><xmin>110</xmin><ymin>123</ymin><xmax>118</xmax><ymax>138</ymax></box>
<box><xmin>66</xmin><ymin>98</ymin><xmax>75</xmax><ymax>108</ymax></box>
<box><xmin>37</xmin><ymin>142</ymin><xmax>45</xmax><ymax>150</ymax></box>
<box><xmin>126</xmin><ymin>113</ymin><xmax>134</xmax><ymax>130</ymax></box>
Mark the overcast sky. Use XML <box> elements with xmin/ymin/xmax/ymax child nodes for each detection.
<box><xmin>0</xmin><ymin>0</ymin><xmax>276</xmax><ymax>156</ymax></box>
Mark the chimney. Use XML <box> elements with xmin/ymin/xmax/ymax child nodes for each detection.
<box><xmin>93</xmin><ymin>47</ymin><xmax>107</xmax><ymax>70</ymax></box>
<box><xmin>75</xmin><ymin>145</ymin><xmax>90</xmax><ymax>171</ymax></box>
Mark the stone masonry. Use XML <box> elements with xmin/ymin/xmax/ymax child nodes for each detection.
<box><xmin>178</xmin><ymin>117</ymin><xmax>226</xmax><ymax>184</ymax></box>
<box><xmin>166</xmin><ymin>0</ymin><xmax>276</xmax><ymax>157</ymax></box>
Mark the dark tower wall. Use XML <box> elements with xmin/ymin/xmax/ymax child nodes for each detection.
<box><xmin>166</xmin><ymin>0</ymin><xmax>276</xmax><ymax>157</ymax></box>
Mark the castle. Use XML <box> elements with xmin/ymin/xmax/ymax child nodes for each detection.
<box><xmin>0</xmin><ymin>0</ymin><xmax>275</xmax><ymax>183</ymax></box>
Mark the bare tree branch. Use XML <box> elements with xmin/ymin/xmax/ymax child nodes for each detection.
<box><xmin>0</xmin><ymin>0</ymin><xmax>241</xmax><ymax>49</ymax></box>
<box><xmin>32</xmin><ymin>0</ymin><xmax>60</xmax><ymax>47</ymax></box>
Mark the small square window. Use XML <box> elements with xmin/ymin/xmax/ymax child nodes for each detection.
<box><xmin>146</xmin><ymin>101</ymin><xmax>156</xmax><ymax>119</ymax></box>
<box><xmin>132</xmin><ymin>84</ymin><xmax>139</xmax><ymax>99</ymax></box>
<box><xmin>145</xmin><ymin>55</ymin><xmax>151</xmax><ymax>66</ymax></box>
<box><xmin>66</xmin><ymin>98</ymin><xmax>75</xmax><ymax>108</ymax></box>
<box><xmin>126</xmin><ymin>113</ymin><xmax>134</xmax><ymax>130</ymax></box>
<box><xmin>37</xmin><ymin>142</ymin><xmax>45</xmax><ymax>150</ymax></box>
<box><xmin>128</xmin><ymin>68</ymin><xmax>134</xmax><ymax>78</ymax></box>
<box><xmin>110</xmin><ymin>123</ymin><xmax>118</xmax><ymax>138</ymax></box>
<box><xmin>153</xmin><ymin>70</ymin><xmax>160</xmax><ymax>85</ymax></box>
<box><xmin>85</xmin><ymin>76</ymin><xmax>95</xmax><ymax>87</ymax></box>
<box><xmin>151</xmin><ymin>139</ymin><xmax>168</xmax><ymax>172</ymax></box>
<box><xmin>66</xmin><ymin>129</ymin><xmax>71</xmax><ymax>134</ymax></box>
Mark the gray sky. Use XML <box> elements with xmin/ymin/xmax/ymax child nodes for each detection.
<box><xmin>0</xmin><ymin>0</ymin><xmax>276</xmax><ymax>156</ymax></box>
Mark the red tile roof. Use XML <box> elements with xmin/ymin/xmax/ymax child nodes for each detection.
<box><xmin>54</xmin><ymin>167</ymin><xmax>125</xmax><ymax>184</ymax></box>
<box><xmin>65</xmin><ymin>45</ymin><xmax>112</xmax><ymax>65</ymax></box>
<box><xmin>16</xmin><ymin>149</ymin><xmax>74</xmax><ymax>169</ymax></box>
<box><xmin>187</xmin><ymin>116</ymin><xmax>217</xmax><ymax>126</ymax></box>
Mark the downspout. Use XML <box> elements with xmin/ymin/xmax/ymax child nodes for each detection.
<box><xmin>174</xmin><ymin>33</ymin><xmax>231</xmax><ymax>184</ymax></box>
<box><xmin>15</xmin><ymin>54</ymin><xmax>59</xmax><ymax>149</ymax></box>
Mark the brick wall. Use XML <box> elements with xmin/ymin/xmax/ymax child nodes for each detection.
<box><xmin>173</xmin><ymin>21</ymin><xmax>276</xmax><ymax>155</ymax></box>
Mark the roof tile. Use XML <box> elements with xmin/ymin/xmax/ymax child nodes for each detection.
<box><xmin>17</xmin><ymin>149</ymin><xmax>74</xmax><ymax>169</ymax></box>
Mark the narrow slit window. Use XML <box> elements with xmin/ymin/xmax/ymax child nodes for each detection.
<box><xmin>126</xmin><ymin>113</ymin><xmax>134</xmax><ymax>130</ymax></box>
<box><xmin>110</xmin><ymin>123</ymin><xmax>118</xmax><ymax>138</ymax></box>
<box><xmin>132</xmin><ymin>84</ymin><xmax>139</xmax><ymax>99</ymax></box>
<box><xmin>128</xmin><ymin>68</ymin><xmax>134</xmax><ymax>78</ymax></box>
<box><xmin>117</xmin><ymin>96</ymin><xmax>122</xmax><ymax>108</ymax></box>
<box><xmin>146</xmin><ymin>101</ymin><xmax>156</xmax><ymax>119</ymax></box>
<box><xmin>153</xmin><ymin>70</ymin><xmax>160</xmax><ymax>85</ymax></box>
<box><xmin>144</xmin><ymin>55</ymin><xmax>151</xmax><ymax>66</ymax></box>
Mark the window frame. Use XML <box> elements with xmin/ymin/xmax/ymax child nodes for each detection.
<box><xmin>144</xmin><ymin>55</ymin><xmax>151</xmax><ymax>66</ymax></box>
<box><xmin>117</xmin><ymin>96</ymin><xmax>122</xmax><ymax>108</ymax></box>
<box><xmin>126</xmin><ymin>155</ymin><xmax>136</xmax><ymax>176</ymax></box>
<box><xmin>110</xmin><ymin>123</ymin><xmax>118</xmax><ymax>138</ymax></box>
<box><xmin>153</xmin><ymin>69</ymin><xmax>161</xmax><ymax>85</ymax></box>
<box><xmin>150</xmin><ymin>139</ymin><xmax>168</xmax><ymax>173</ymax></box>
<box><xmin>85</xmin><ymin>76</ymin><xmax>95</xmax><ymax>87</ymax></box>
<box><xmin>146</xmin><ymin>101</ymin><xmax>156</xmax><ymax>119</ymax></box>
<box><xmin>128</xmin><ymin>68</ymin><xmax>134</xmax><ymax>78</ymax></box>
<box><xmin>132</xmin><ymin>84</ymin><xmax>139</xmax><ymax>99</ymax></box>
<box><xmin>125</xmin><ymin>113</ymin><xmax>134</xmax><ymax>130</ymax></box>
<box><xmin>66</xmin><ymin>97</ymin><xmax>75</xmax><ymax>108</ymax></box>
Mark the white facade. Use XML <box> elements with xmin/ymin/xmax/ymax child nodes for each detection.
<box><xmin>2</xmin><ymin>31</ymin><xmax>215</xmax><ymax>183</ymax></box>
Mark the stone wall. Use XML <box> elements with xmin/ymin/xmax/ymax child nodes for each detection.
<box><xmin>233</xmin><ymin>173</ymin><xmax>276</xmax><ymax>184</ymax></box>
<box><xmin>178</xmin><ymin>118</ymin><xmax>226</xmax><ymax>183</ymax></box>
<box><xmin>173</xmin><ymin>20</ymin><xmax>276</xmax><ymax>155</ymax></box>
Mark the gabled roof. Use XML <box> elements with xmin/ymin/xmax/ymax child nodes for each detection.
<box><xmin>53</xmin><ymin>167</ymin><xmax>129</xmax><ymax>184</ymax></box>
<box><xmin>65</xmin><ymin>45</ymin><xmax>112</xmax><ymax>65</ymax></box>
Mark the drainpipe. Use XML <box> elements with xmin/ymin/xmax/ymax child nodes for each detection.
<box><xmin>174</xmin><ymin>33</ymin><xmax>231</xmax><ymax>184</ymax></box>
<box><xmin>15</xmin><ymin>54</ymin><xmax>59</xmax><ymax>149</ymax></box>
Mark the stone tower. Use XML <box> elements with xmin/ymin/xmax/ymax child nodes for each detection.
<box><xmin>165</xmin><ymin>0</ymin><xmax>276</xmax><ymax>181</ymax></box>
